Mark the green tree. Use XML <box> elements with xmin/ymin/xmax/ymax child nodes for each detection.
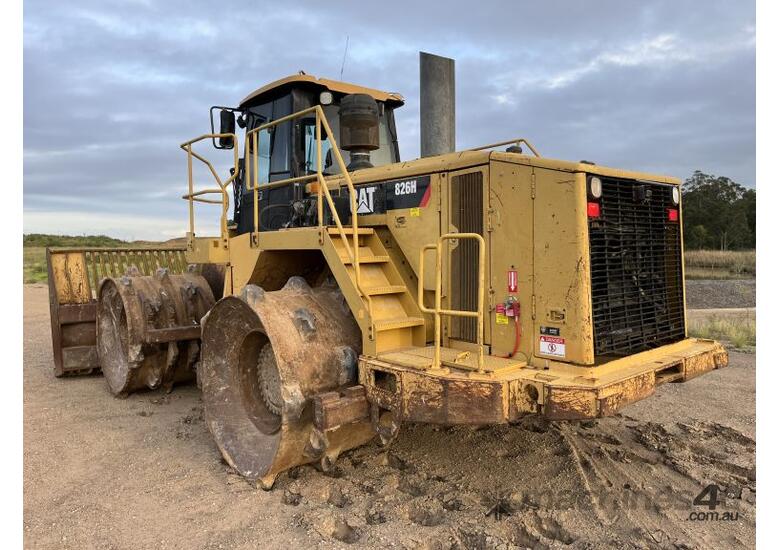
<box><xmin>686</xmin><ymin>224</ymin><xmax>711</xmax><ymax>250</ymax></box>
<box><xmin>682</xmin><ymin>171</ymin><xmax>755</xmax><ymax>250</ymax></box>
<box><xmin>737</xmin><ymin>188</ymin><xmax>756</xmax><ymax>248</ymax></box>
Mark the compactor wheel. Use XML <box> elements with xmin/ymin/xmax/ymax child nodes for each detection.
<box><xmin>257</xmin><ymin>344</ymin><xmax>283</xmax><ymax>416</ymax></box>
<box><xmin>200</xmin><ymin>277</ymin><xmax>375</xmax><ymax>489</ymax></box>
<box><xmin>96</xmin><ymin>268</ymin><xmax>216</xmax><ymax>396</ymax></box>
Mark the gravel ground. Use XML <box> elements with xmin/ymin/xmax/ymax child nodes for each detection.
<box><xmin>24</xmin><ymin>284</ymin><xmax>756</xmax><ymax>549</ymax></box>
<box><xmin>686</xmin><ymin>279</ymin><xmax>756</xmax><ymax>309</ymax></box>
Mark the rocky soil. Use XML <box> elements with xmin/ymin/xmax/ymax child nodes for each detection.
<box><xmin>685</xmin><ymin>279</ymin><xmax>755</xmax><ymax>309</ymax></box>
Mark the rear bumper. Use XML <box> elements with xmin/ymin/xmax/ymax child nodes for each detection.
<box><xmin>359</xmin><ymin>338</ymin><xmax>728</xmax><ymax>423</ymax></box>
<box><xmin>541</xmin><ymin>338</ymin><xmax>728</xmax><ymax>420</ymax></box>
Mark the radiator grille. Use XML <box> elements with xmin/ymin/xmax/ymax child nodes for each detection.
<box><xmin>450</xmin><ymin>172</ymin><xmax>483</xmax><ymax>343</ymax></box>
<box><xmin>588</xmin><ymin>177</ymin><xmax>685</xmax><ymax>356</ymax></box>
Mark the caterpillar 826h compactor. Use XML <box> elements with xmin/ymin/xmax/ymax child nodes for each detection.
<box><xmin>47</xmin><ymin>54</ymin><xmax>728</xmax><ymax>489</ymax></box>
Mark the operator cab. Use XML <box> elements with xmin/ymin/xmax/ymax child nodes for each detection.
<box><xmin>213</xmin><ymin>73</ymin><xmax>404</xmax><ymax>234</ymax></box>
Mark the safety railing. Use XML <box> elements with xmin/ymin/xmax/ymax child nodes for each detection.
<box><xmin>180</xmin><ymin>132</ymin><xmax>240</xmax><ymax>248</ymax></box>
<box><xmin>417</xmin><ymin>233</ymin><xmax>486</xmax><ymax>372</ymax></box>
<box><xmin>468</xmin><ymin>138</ymin><xmax>541</xmax><ymax>157</ymax></box>
<box><xmin>242</xmin><ymin>105</ymin><xmax>373</xmax><ymax>323</ymax></box>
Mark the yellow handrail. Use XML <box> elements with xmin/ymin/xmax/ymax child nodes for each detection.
<box><xmin>418</xmin><ymin>233</ymin><xmax>486</xmax><ymax>372</ymax></box>
<box><xmin>241</xmin><ymin>106</ymin><xmax>374</xmax><ymax>326</ymax></box>
<box><xmin>179</xmin><ymin>133</ymin><xmax>239</xmax><ymax>248</ymax></box>
<box><xmin>468</xmin><ymin>138</ymin><xmax>541</xmax><ymax>157</ymax></box>
<box><xmin>180</xmin><ymin>107</ymin><xmax>374</xmax><ymax>328</ymax></box>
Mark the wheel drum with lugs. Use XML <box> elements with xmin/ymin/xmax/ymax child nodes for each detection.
<box><xmin>200</xmin><ymin>277</ymin><xmax>375</xmax><ymax>489</ymax></box>
<box><xmin>96</xmin><ymin>267</ymin><xmax>216</xmax><ymax>396</ymax></box>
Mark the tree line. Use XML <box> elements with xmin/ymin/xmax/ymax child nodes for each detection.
<box><xmin>682</xmin><ymin>171</ymin><xmax>755</xmax><ymax>250</ymax></box>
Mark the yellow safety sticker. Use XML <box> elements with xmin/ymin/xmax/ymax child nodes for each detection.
<box><xmin>410</xmin><ymin>207</ymin><xmax>421</xmax><ymax>217</ymax></box>
<box><xmin>496</xmin><ymin>313</ymin><xmax>509</xmax><ymax>325</ymax></box>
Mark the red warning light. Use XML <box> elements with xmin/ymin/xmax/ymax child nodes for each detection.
<box><xmin>667</xmin><ymin>208</ymin><xmax>679</xmax><ymax>222</ymax></box>
<box><xmin>587</xmin><ymin>202</ymin><xmax>601</xmax><ymax>218</ymax></box>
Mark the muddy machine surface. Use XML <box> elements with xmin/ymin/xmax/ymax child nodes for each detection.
<box><xmin>47</xmin><ymin>58</ymin><xmax>727</xmax><ymax>489</ymax></box>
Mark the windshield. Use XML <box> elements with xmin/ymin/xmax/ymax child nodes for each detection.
<box><xmin>303</xmin><ymin>104</ymin><xmax>396</xmax><ymax>175</ymax></box>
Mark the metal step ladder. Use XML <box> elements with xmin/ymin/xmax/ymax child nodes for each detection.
<box><xmin>323</xmin><ymin>227</ymin><xmax>425</xmax><ymax>356</ymax></box>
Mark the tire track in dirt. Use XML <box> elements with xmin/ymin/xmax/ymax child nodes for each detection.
<box><xmin>260</xmin><ymin>411</ymin><xmax>755</xmax><ymax>548</ymax></box>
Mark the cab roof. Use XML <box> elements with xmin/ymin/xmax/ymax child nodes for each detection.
<box><xmin>239</xmin><ymin>73</ymin><xmax>405</xmax><ymax>108</ymax></box>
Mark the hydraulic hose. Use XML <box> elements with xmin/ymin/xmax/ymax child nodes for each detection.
<box><xmin>503</xmin><ymin>315</ymin><xmax>521</xmax><ymax>359</ymax></box>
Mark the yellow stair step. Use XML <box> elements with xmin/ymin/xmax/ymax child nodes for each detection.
<box><xmin>335</xmin><ymin>246</ymin><xmax>390</xmax><ymax>264</ymax></box>
<box><xmin>327</xmin><ymin>227</ymin><xmax>374</xmax><ymax>235</ymax></box>
<box><xmin>341</xmin><ymin>255</ymin><xmax>390</xmax><ymax>265</ymax></box>
<box><xmin>374</xmin><ymin>316</ymin><xmax>425</xmax><ymax>332</ymax></box>
<box><xmin>364</xmin><ymin>285</ymin><xmax>407</xmax><ymax>296</ymax></box>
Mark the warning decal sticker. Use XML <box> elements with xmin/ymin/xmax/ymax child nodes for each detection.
<box><xmin>507</xmin><ymin>270</ymin><xmax>518</xmax><ymax>293</ymax></box>
<box><xmin>539</xmin><ymin>336</ymin><xmax>566</xmax><ymax>358</ymax></box>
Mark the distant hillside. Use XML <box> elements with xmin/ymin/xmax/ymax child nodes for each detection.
<box><xmin>23</xmin><ymin>234</ymin><xmax>129</xmax><ymax>248</ymax></box>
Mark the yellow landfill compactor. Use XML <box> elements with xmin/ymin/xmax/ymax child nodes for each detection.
<box><xmin>46</xmin><ymin>70</ymin><xmax>728</xmax><ymax>489</ymax></box>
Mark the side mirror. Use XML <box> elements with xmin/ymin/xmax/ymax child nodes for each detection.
<box><xmin>219</xmin><ymin>109</ymin><xmax>235</xmax><ymax>149</ymax></box>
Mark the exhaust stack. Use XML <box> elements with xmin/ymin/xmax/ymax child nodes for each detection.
<box><xmin>419</xmin><ymin>52</ymin><xmax>455</xmax><ymax>158</ymax></box>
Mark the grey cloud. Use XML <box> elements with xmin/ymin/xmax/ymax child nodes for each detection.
<box><xmin>24</xmin><ymin>0</ymin><xmax>755</xmax><ymax>239</ymax></box>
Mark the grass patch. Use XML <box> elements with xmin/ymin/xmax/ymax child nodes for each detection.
<box><xmin>684</xmin><ymin>249</ymin><xmax>755</xmax><ymax>279</ymax></box>
<box><xmin>24</xmin><ymin>247</ymin><xmax>48</xmax><ymax>284</ymax></box>
<box><xmin>689</xmin><ymin>311</ymin><xmax>756</xmax><ymax>350</ymax></box>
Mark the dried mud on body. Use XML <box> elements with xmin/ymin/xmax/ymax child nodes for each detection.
<box><xmin>23</xmin><ymin>284</ymin><xmax>755</xmax><ymax>549</ymax></box>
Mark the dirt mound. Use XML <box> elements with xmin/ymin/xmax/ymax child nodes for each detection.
<box><xmin>270</xmin><ymin>413</ymin><xmax>755</xmax><ymax>548</ymax></box>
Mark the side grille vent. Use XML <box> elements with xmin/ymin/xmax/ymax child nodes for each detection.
<box><xmin>450</xmin><ymin>172</ymin><xmax>483</xmax><ymax>343</ymax></box>
<box><xmin>588</xmin><ymin>177</ymin><xmax>685</xmax><ymax>356</ymax></box>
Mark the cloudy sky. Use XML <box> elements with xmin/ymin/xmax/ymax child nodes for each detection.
<box><xmin>23</xmin><ymin>0</ymin><xmax>755</xmax><ymax>240</ymax></box>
